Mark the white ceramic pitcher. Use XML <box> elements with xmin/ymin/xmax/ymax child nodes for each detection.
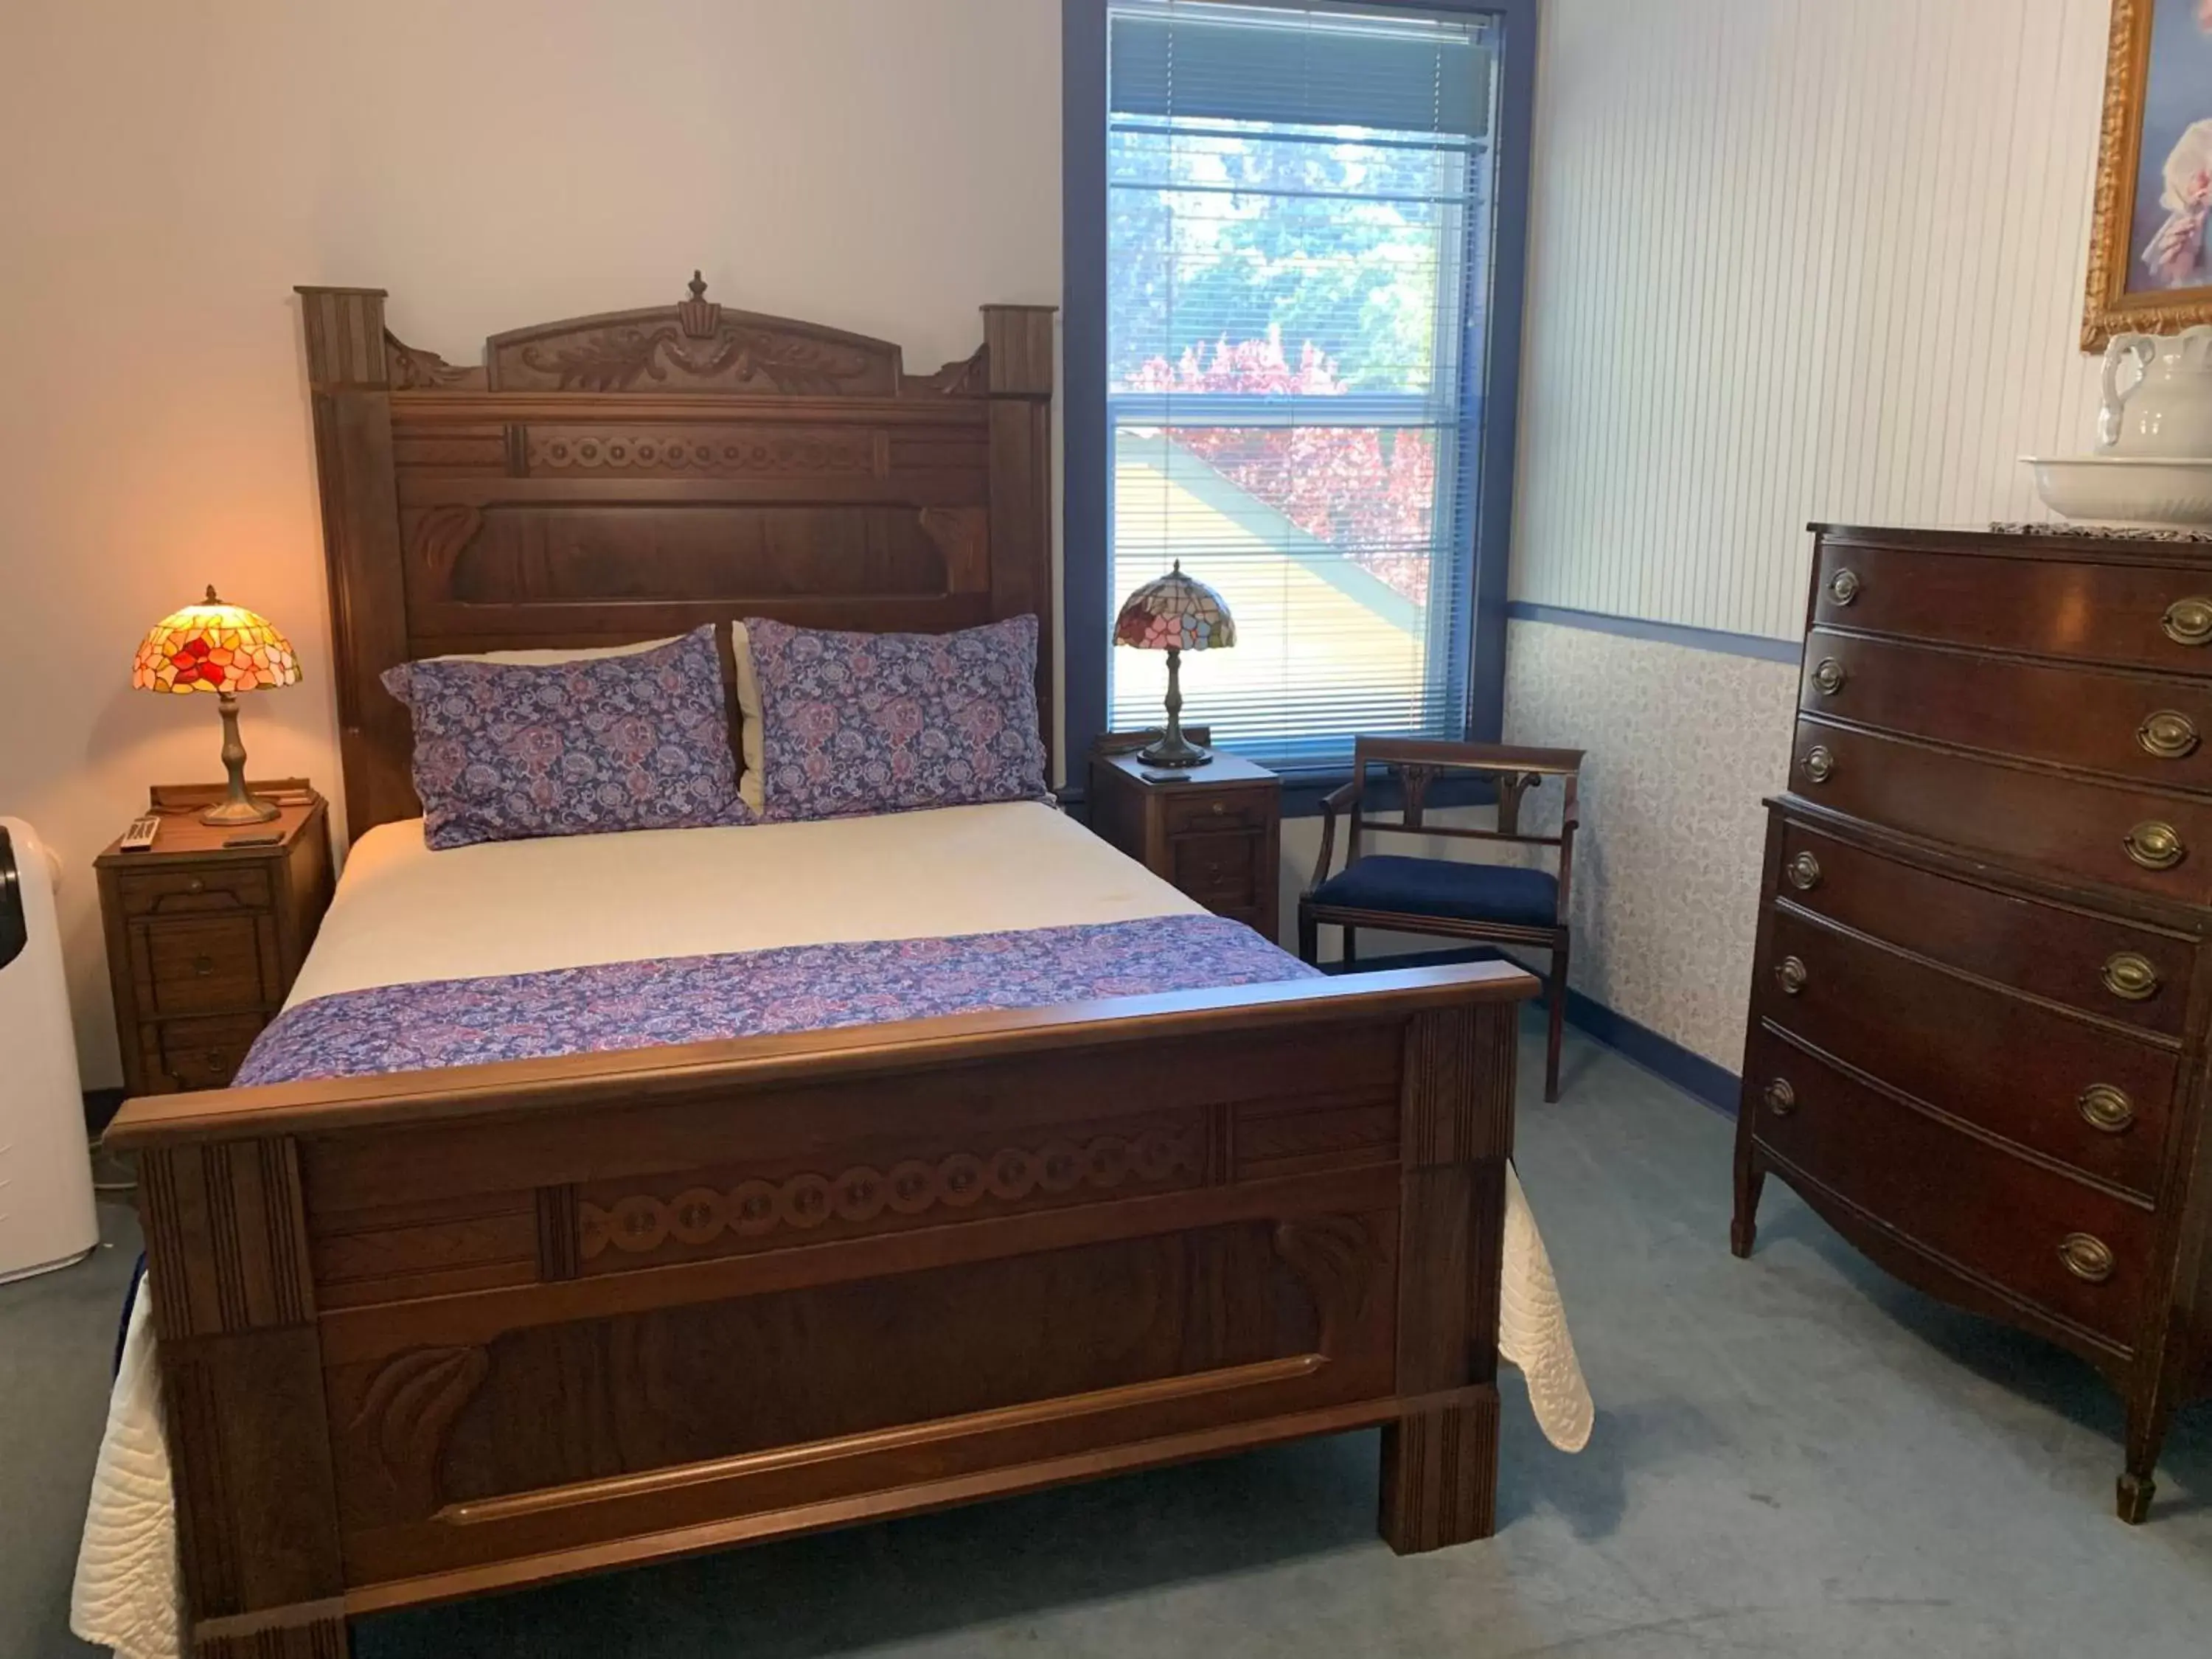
<box><xmin>2100</xmin><ymin>325</ymin><xmax>2212</xmax><ymax>456</ymax></box>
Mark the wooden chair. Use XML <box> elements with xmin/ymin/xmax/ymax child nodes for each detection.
<box><xmin>1298</xmin><ymin>738</ymin><xmax>1584</xmax><ymax>1102</ymax></box>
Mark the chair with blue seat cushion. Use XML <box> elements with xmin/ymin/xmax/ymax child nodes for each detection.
<box><xmin>1298</xmin><ymin>737</ymin><xmax>1584</xmax><ymax>1102</ymax></box>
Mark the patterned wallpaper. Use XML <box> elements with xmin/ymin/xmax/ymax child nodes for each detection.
<box><xmin>1503</xmin><ymin>620</ymin><xmax>1799</xmax><ymax>1070</ymax></box>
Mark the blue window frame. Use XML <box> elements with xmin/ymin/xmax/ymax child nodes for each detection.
<box><xmin>1063</xmin><ymin>0</ymin><xmax>1537</xmax><ymax>797</ymax></box>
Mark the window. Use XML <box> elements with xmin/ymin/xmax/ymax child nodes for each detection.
<box><xmin>1101</xmin><ymin>0</ymin><xmax>1511</xmax><ymax>770</ymax></box>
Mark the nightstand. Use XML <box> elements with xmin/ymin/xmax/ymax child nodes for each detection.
<box><xmin>95</xmin><ymin>779</ymin><xmax>333</xmax><ymax>1096</ymax></box>
<box><xmin>1089</xmin><ymin>745</ymin><xmax>1281</xmax><ymax>939</ymax></box>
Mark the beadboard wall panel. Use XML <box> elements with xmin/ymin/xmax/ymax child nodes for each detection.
<box><xmin>1512</xmin><ymin>0</ymin><xmax>2111</xmax><ymax>640</ymax></box>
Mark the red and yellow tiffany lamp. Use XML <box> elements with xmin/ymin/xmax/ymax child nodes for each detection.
<box><xmin>131</xmin><ymin>586</ymin><xmax>302</xmax><ymax>825</ymax></box>
<box><xmin>1113</xmin><ymin>560</ymin><xmax>1237</xmax><ymax>769</ymax></box>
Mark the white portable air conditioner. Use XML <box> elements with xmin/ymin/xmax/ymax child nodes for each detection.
<box><xmin>0</xmin><ymin>817</ymin><xmax>99</xmax><ymax>1283</ymax></box>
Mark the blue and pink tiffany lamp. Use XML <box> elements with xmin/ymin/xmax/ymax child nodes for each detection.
<box><xmin>131</xmin><ymin>587</ymin><xmax>302</xmax><ymax>825</ymax></box>
<box><xmin>1113</xmin><ymin>560</ymin><xmax>1237</xmax><ymax>769</ymax></box>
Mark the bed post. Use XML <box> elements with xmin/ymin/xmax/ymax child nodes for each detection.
<box><xmin>982</xmin><ymin>304</ymin><xmax>1058</xmax><ymax>774</ymax></box>
<box><xmin>138</xmin><ymin>1136</ymin><xmax>350</xmax><ymax>1656</ymax></box>
<box><xmin>1378</xmin><ymin>1002</ymin><xmax>1517</xmax><ymax>1552</ymax></box>
<box><xmin>296</xmin><ymin>286</ymin><xmax>412</xmax><ymax>845</ymax></box>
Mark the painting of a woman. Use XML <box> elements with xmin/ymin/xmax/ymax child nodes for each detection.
<box><xmin>2086</xmin><ymin>0</ymin><xmax>2212</xmax><ymax>344</ymax></box>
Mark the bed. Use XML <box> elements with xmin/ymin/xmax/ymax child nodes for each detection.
<box><xmin>89</xmin><ymin>279</ymin><xmax>1581</xmax><ymax>1659</ymax></box>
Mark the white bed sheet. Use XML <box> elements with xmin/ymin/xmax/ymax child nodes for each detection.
<box><xmin>288</xmin><ymin>801</ymin><xmax>1203</xmax><ymax>1007</ymax></box>
<box><xmin>77</xmin><ymin>805</ymin><xmax>1588</xmax><ymax>1659</ymax></box>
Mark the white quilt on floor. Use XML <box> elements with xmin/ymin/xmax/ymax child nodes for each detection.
<box><xmin>74</xmin><ymin>805</ymin><xmax>1591</xmax><ymax>1658</ymax></box>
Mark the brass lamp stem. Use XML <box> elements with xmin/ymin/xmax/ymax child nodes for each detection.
<box><xmin>201</xmin><ymin>691</ymin><xmax>279</xmax><ymax>826</ymax></box>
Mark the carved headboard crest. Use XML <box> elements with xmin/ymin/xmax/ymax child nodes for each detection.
<box><xmin>297</xmin><ymin>275</ymin><xmax>1056</xmax><ymax>843</ymax></box>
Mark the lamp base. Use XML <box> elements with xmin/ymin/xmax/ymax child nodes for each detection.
<box><xmin>201</xmin><ymin>690</ymin><xmax>280</xmax><ymax>825</ymax></box>
<box><xmin>199</xmin><ymin>793</ymin><xmax>281</xmax><ymax>827</ymax></box>
<box><xmin>1136</xmin><ymin>734</ymin><xmax>1213</xmax><ymax>769</ymax></box>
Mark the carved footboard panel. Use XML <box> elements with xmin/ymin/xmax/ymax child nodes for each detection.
<box><xmin>111</xmin><ymin>964</ymin><xmax>1533</xmax><ymax>1656</ymax></box>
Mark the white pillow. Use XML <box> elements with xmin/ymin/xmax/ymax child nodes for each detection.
<box><xmin>426</xmin><ymin>633</ymin><xmax>763</xmax><ymax>815</ymax></box>
<box><xmin>729</xmin><ymin>622</ymin><xmax>765</xmax><ymax>815</ymax></box>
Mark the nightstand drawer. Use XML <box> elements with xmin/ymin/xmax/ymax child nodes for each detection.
<box><xmin>135</xmin><ymin>917</ymin><xmax>270</xmax><ymax>1016</ymax></box>
<box><xmin>149</xmin><ymin>1015</ymin><xmax>266</xmax><ymax>1091</ymax></box>
<box><xmin>1164</xmin><ymin>791</ymin><xmax>1269</xmax><ymax>837</ymax></box>
<box><xmin>115</xmin><ymin>863</ymin><xmax>272</xmax><ymax>918</ymax></box>
<box><xmin>1172</xmin><ymin>830</ymin><xmax>1259</xmax><ymax>909</ymax></box>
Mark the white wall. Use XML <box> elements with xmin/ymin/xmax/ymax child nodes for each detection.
<box><xmin>1503</xmin><ymin>0</ymin><xmax>2115</xmax><ymax>1070</ymax></box>
<box><xmin>0</xmin><ymin>0</ymin><xmax>1061</xmax><ymax>1085</ymax></box>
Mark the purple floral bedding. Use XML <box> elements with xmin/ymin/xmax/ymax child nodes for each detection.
<box><xmin>234</xmin><ymin>914</ymin><xmax>1317</xmax><ymax>1087</ymax></box>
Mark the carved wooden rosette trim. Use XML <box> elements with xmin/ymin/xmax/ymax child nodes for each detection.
<box><xmin>349</xmin><ymin>1345</ymin><xmax>492</xmax><ymax>1514</ymax></box>
<box><xmin>579</xmin><ymin>1126</ymin><xmax>1203</xmax><ymax>1261</ymax></box>
<box><xmin>523</xmin><ymin>426</ymin><xmax>878</xmax><ymax>476</ymax></box>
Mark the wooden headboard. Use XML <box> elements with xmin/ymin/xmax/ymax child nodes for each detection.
<box><xmin>297</xmin><ymin>276</ymin><xmax>1056</xmax><ymax>843</ymax></box>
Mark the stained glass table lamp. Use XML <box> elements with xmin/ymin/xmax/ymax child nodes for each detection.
<box><xmin>1113</xmin><ymin>560</ymin><xmax>1237</xmax><ymax>768</ymax></box>
<box><xmin>131</xmin><ymin>586</ymin><xmax>302</xmax><ymax>825</ymax></box>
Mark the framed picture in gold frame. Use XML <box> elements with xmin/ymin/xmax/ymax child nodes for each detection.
<box><xmin>2084</xmin><ymin>0</ymin><xmax>2212</xmax><ymax>349</ymax></box>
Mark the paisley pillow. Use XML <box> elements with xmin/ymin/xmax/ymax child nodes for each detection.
<box><xmin>746</xmin><ymin>615</ymin><xmax>1048</xmax><ymax>822</ymax></box>
<box><xmin>383</xmin><ymin>625</ymin><xmax>751</xmax><ymax>850</ymax></box>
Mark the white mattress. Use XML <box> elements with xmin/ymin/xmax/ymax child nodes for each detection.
<box><xmin>77</xmin><ymin>806</ymin><xmax>1587</xmax><ymax>1658</ymax></box>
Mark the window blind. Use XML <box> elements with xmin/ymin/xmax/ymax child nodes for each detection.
<box><xmin>1106</xmin><ymin>0</ymin><xmax>1502</xmax><ymax>768</ymax></box>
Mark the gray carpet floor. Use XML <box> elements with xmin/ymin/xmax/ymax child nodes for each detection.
<box><xmin>8</xmin><ymin>1018</ymin><xmax>2208</xmax><ymax>1658</ymax></box>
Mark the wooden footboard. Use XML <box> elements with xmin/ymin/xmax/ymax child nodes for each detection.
<box><xmin>107</xmin><ymin>961</ymin><xmax>1535</xmax><ymax>1658</ymax></box>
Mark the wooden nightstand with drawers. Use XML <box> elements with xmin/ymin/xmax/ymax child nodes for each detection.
<box><xmin>96</xmin><ymin>779</ymin><xmax>333</xmax><ymax>1096</ymax></box>
<box><xmin>1089</xmin><ymin>742</ymin><xmax>1282</xmax><ymax>941</ymax></box>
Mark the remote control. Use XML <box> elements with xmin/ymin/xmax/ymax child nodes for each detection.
<box><xmin>119</xmin><ymin>813</ymin><xmax>161</xmax><ymax>852</ymax></box>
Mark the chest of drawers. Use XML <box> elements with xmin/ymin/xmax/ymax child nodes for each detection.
<box><xmin>1732</xmin><ymin>525</ymin><xmax>2212</xmax><ymax>1523</ymax></box>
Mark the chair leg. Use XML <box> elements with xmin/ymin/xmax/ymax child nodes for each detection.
<box><xmin>1544</xmin><ymin>936</ymin><xmax>1570</xmax><ymax>1103</ymax></box>
<box><xmin>1342</xmin><ymin>926</ymin><xmax>1357</xmax><ymax>966</ymax></box>
<box><xmin>1296</xmin><ymin>904</ymin><xmax>1318</xmax><ymax>965</ymax></box>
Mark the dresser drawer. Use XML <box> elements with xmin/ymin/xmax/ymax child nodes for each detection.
<box><xmin>1172</xmin><ymin>830</ymin><xmax>1259</xmax><ymax>911</ymax></box>
<box><xmin>1757</xmin><ymin>906</ymin><xmax>2176</xmax><ymax>1197</ymax></box>
<box><xmin>1802</xmin><ymin>630</ymin><xmax>2212</xmax><ymax>793</ymax></box>
<box><xmin>134</xmin><ymin>917</ymin><xmax>271</xmax><ymax>1016</ymax></box>
<box><xmin>1162</xmin><ymin>790</ymin><xmax>1270</xmax><ymax>837</ymax></box>
<box><xmin>114</xmin><ymin>862</ymin><xmax>272</xmax><ymax>918</ymax></box>
<box><xmin>1791</xmin><ymin>718</ymin><xmax>2212</xmax><ymax>903</ymax></box>
<box><xmin>1773</xmin><ymin>820</ymin><xmax>2195</xmax><ymax>1039</ymax></box>
<box><xmin>1813</xmin><ymin>538</ymin><xmax>2212</xmax><ymax>675</ymax></box>
<box><xmin>1745</xmin><ymin>1029</ymin><xmax>2155</xmax><ymax>1346</ymax></box>
<box><xmin>147</xmin><ymin>1014</ymin><xmax>266</xmax><ymax>1092</ymax></box>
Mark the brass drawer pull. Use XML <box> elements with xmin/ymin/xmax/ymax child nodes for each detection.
<box><xmin>2163</xmin><ymin>597</ymin><xmax>2212</xmax><ymax>647</ymax></box>
<box><xmin>1801</xmin><ymin>745</ymin><xmax>1836</xmax><ymax>785</ymax></box>
<box><xmin>2138</xmin><ymin>710</ymin><xmax>2200</xmax><ymax>759</ymax></box>
<box><xmin>1210</xmin><ymin>800</ymin><xmax>1226</xmax><ymax>815</ymax></box>
<box><xmin>1775</xmin><ymin>956</ymin><xmax>1808</xmax><ymax>995</ymax></box>
<box><xmin>1827</xmin><ymin>568</ymin><xmax>1861</xmax><ymax>606</ymax></box>
<box><xmin>1787</xmin><ymin>851</ymin><xmax>1823</xmax><ymax>891</ymax></box>
<box><xmin>2078</xmin><ymin>1083</ymin><xmax>2137</xmax><ymax>1135</ymax></box>
<box><xmin>2059</xmin><ymin>1232</ymin><xmax>2116</xmax><ymax>1285</ymax></box>
<box><xmin>1762</xmin><ymin>1077</ymin><xmax>1798</xmax><ymax>1117</ymax></box>
<box><xmin>2100</xmin><ymin>952</ymin><xmax>2161</xmax><ymax>1002</ymax></box>
<box><xmin>2123</xmin><ymin>820</ymin><xmax>2185</xmax><ymax>871</ymax></box>
<box><xmin>186</xmin><ymin>877</ymin><xmax>206</xmax><ymax>894</ymax></box>
<box><xmin>1812</xmin><ymin>658</ymin><xmax>1848</xmax><ymax>696</ymax></box>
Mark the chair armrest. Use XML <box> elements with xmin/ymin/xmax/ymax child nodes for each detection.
<box><xmin>1306</xmin><ymin>778</ymin><xmax>1365</xmax><ymax>895</ymax></box>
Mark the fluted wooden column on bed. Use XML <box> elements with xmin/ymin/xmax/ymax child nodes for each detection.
<box><xmin>139</xmin><ymin>1136</ymin><xmax>351</xmax><ymax>1657</ymax></box>
<box><xmin>1379</xmin><ymin>1002</ymin><xmax>1517</xmax><ymax>1551</ymax></box>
